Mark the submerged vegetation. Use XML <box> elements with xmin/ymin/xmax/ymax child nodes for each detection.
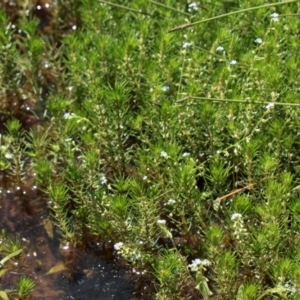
<box><xmin>1</xmin><ymin>0</ymin><xmax>300</xmax><ymax>299</ymax></box>
<box><xmin>0</xmin><ymin>231</ymin><xmax>34</xmax><ymax>300</ymax></box>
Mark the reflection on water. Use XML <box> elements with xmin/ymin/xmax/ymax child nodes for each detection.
<box><xmin>0</xmin><ymin>171</ymin><xmax>148</xmax><ymax>300</ymax></box>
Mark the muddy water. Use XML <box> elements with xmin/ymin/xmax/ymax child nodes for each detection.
<box><xmin>0</xmin><ymin>172</ymin><xmax>144</xmax><ymax>300</ymax></box>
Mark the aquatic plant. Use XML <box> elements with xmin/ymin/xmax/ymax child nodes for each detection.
<box><xmin>16</xmin><ymin>275</ymin><xmax>35</xmax><ymax>300</ymax></box>
<box><xmin>1</xmin><ymin>0</ymin><xmax>300</xmax><ymax>298</ymax></box>
<box><xmin>0</xmin><ymin>231</ymin><xmax>31</xmax><ymax>300</ymax></box>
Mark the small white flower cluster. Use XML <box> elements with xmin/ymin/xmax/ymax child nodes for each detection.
<box><xmin>231</xmin><ymin>213</ymin><xmax>248</xmax><ymax>240</ymax></box>
<box><xmin>114</xmin><ymin>242</ymin><xmax>124</xmax><ymax>251</ymax></box>
<box><xmin>157</xmin><ymin>219</ymin><xmax>172</xmax><ymax>238</ymax></box>
<box><xmin>100</xmin><ymin>176</ymin><xmax>107</xmax><ymax>185</ymax></box>
<box><xmin>188</xmin><ymin>2</ymin><xmax>198</xmax><ymax>12</ymax></box>
<box><xmin>162</xmin><ymin>85</ymin><xmax>169</xmax><ymax>92</ymax></box>
<box><xmin>4</xmin><ymin>151</ymin><xmax>13</xmax><ymax>159</ymax></box>
<box><xmin>63</xmin><ymin>112</ymin><xmax>73</xmax><ymax>119</ymax></box>
<box><xmin>271</xmin><ymin>12</ymin><xmax>279</xmax><ymax>22</ymax></box>
<box><xmin>157</xmin><ymin>219</ymin><xmax>166</xmax><ymax>225</ymax></box>
<box><xmin>265</xmin><ymin>103</ymin><xmax>274</xmax><ymax>110</ymax></box>
<box><xmin>284</xmin><ymin>281</ymin><xmax>297</xmax><ymax>295</ymax></box>
<box><xmin>182</xmin><ymin>42</ymin><xmax>192</xmax><ymax>49</ymax></box>
<box><xmin>231</xmin><ymin>213</ymin><xmax>242</xmax><ymax>220</ymax></box>
<box><xmin>160</xmin><ymin>151</ymin><xmax>168</xmax><ymax>158</ymax></box>
<box><xmin>167</xmin><ymin>198</ymin><xmax>176</xmax><ymax>205</ymax></box>
<box><xmin>216</xmin><ymin>46</ymin><xmax>224</xmax><ymax>52</ymax></box>
<box><xmin>114</xmin><ymin>242</ymin><xmax>143</xmax><ymax>263</ymax></box>
<box><xmin>188</xmin><ymin>258</ymin><xmax>211</xmax><ymax>272</ymax></box>
<box><xmin>255</xmin><ymin>38</ymin><xmax>262</xmax><ymax>44</ymax></box>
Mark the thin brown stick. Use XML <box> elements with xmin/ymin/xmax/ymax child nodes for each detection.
<box><xmin>150</xmin><ymin>0</ymin><xmax>192</xmax><ymax>16</ymax></box>
<box><xmin>168</xmin><ymin>23</ymin><xmax>193</xmax><ymax>33</ymax></box>
<box><xmin>176</xmin><ymin>96</ymin><xmax>190</xmax><ymax>103</ymax></box>
<box><xmin>214</xmin><ymin>183</ymin><xmax>256</xmax><ymax>203</ymax></box>
<box><xmin>214</xmin><ymin>177</ymin><xmax>273</xmax><ymax>203</ymax></box>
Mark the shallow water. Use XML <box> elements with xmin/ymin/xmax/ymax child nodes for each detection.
<box><xmin>0</xmin><ymin>171</ymin><xmax>146</xmax><ymax>300</ymax></box>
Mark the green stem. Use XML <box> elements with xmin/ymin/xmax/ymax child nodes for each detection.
<box><xmin>149</xmin><ymin>0</ymin><xmax>191</xmax><ymax>16</ymax></box>
<box><xmin>99</xmin><ymin>0</ymin><xmax>152</xmax><ymax>16</ymax></box>
<box><xmin>177</xmin><ymin>96</ymin><xmax>300</xmax><ymax>107</ymax></box>
<box><xmin>116</xmin><ymin>111</ymin><xmax>126</xmax><ymax>175</ymax></box>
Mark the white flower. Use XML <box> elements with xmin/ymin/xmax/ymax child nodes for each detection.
<box><xmin>255</xmin><ymin>38</ymin><xmax>262</xmax><ymax>44</ymax></box>
<box><xmin>201</xmin><ymin>259</ymin><xmax>212</xmax><ymax>267</ymax></box>
<box><xmin>188</xmin><ymin>258</ymin><xmax>211</xmax><ymax>270</ymax></box>
<box><xmin>281</xmin><ymin>281</ymin><xmax>297</xmax><ymax>294</ymax></box>
<box><xmin>188</xmin><ymin>2</ymin><xmax>198</xmax><ymax>11</ymax></box>
<box><xmin>182</xmin><ymin>152</ymin><xmax>190</xmax><ymax>157</ymax></box>
<box><xmin>100</xmin><ymin>176</ymin><xmax>107</xmax><ymax>184</ymax></box>
<box><xmin>114</xmin><ymin>242</ymin><xmax>123</xmax><ymax>251</ymax></box>
<box><xmin>160</xmin><ymin>151</ymin><xmax>168</xmax><ymax>158</ymax></box>
<box><xmin>142</xmin><ymin>175</ymin><xmax>147</xmax><ymax>180</ymax></box>
<box><xmin>271</xmin><ymin>12</ymin><xmax>279</xmax><ymax>21</ymax></box>
<box><xmin>4</xmin><ymin>152</ymin><xmax>13</xmax><ymax>159</ymax></box>
<box><xmin>189</xmin><ymin>258</ymin><xmax>201</xmax><ymax>268</ymax></box>
<box><xmin>167</xmin><ymin>198</ymin><xmax>176</xmax><ymax>205</ymax></box>
<box><xmin>63</xmin><ymin>112</ymin><xmax>71</xmax><ymax>119</ymax></box>
<box><xmin>231</xmin><ymin>213</ymin><xmax>242</xmax><ymax>220</ymax></box>
<box><xmin>230</xmin><ymin>60</ymin><xmax>237</xmax><ymax>65</ymax></box>
<box><xmin>290</xmin><ymin>286</ymin><xmax>297</xmax><ymax>294</ymax></box>
<box><xmin>265</xmin><ymin>103</ymin><xmax>275</xmax><ymax>110</ymax></box>
<box><xmin>162</xmin><ymin>85</ymin><xmax>169</xmax><ymax>92</ymax></box>
<box><xmin>133</xmin><ymin>253</ymin><xmax>141</xmax><ymax>261</ymax></box>
<box><xmin>62</xmin><ymin>242</ymin><xmax>70</xmax><ymax>250</ymax></box>
<box><xmin>216</xmin><ymin>46</ymin><xmax>224</xmax><ymax>52</ymax></box>
<box><xmin>157</xmin><ymin>219</ymin><xmax>166</xmax><ymax>225</ymax></box>
<box><xmin>182</xmin><ymin>42</ymin><xmax>192</xmax><ymax>49</ymax></box>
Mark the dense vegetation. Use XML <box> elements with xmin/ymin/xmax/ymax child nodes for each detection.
<box><xmin>1</xmin><ymin>0</ymin><xmax>300</xmax><ymax>299</ymax></box>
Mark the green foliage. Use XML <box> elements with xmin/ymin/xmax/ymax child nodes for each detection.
<box><xmin>153</xmin><ymin>249</ymin><xmax>189</xmax><ymax>299</ymax></box>
<box><xmin>1</xmin><ymin>0</ymin><xmax>300</xmax><ymax>298</ymax></box>
<box><xmin>16</xmin><ymin>275</ymin><xmax>35</xmax><ymax>300</ymax></box>
<box><xmin>2</xmin><ymin>120</ymin><xmax>27</xmax><ymax>185</ymax></box>
<box><xmin>0</xmin><ymin>231</ymin><xmax>28</xmax><ymax>299</ymax></box>
<box><xmin>236</xmin><ymin>282</ymin><xmax>259</xmax><ymax>300</ymax></box>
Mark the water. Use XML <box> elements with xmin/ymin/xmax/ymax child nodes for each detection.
<box><xmin>0</xmin><ymin>171</ymin><xmax>148</xmax><ymax>300</ymax></box>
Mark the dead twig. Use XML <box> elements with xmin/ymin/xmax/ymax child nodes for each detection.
<box><xmin>214</xmin><ymin>177</ymin><xmax>272</xmax><ymax>203</ymax></box>
<box><xmin>214</xmin><ymin>183</ymin><xmax>256</xmax><ymax>203</ymax></box>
